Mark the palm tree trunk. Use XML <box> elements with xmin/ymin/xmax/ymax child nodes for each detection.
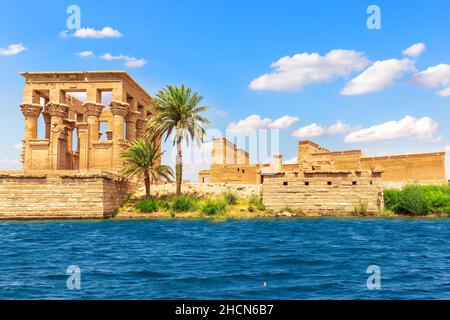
<box><xmin>144</xmin><ymin>170</ymin><xmax>151</xmax><ymax>199</ymax></box>
<box><xmin>176</xmin><ymin>139</ymin><xmax>182</xmax><ymax>195</ymax></box>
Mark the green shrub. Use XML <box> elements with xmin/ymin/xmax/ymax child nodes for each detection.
<box><xmin>171</xmin><ymin>195</ymin><xmax>197</xmax><ymax>212</ymax></box>
<box><xmin>384</xmin><ymin>189</ymin><xmax>401</xmax><ymax>212</ymax></box>
<box><xmin>134</xmin><ymin>199</ymin><xmax>158</xmax><ymax>213</ymax></box>
<box><xmin>351</xmin><ymin>201</ymin><xmax>368</xmax><ymax>216</ymax></box>
<box><xmin>384</xmin><ymin>184</ymin><xmax>450</xmax><ymax>216</ymax></box>
<box><xmin>222</xmin><ymin>191</ymin><xmax>238</xmax><ymax>205</ymax></box>
<box><xmin>201</xmin><ymin>199</ymin><xmax>228</xmax><ymax>216</ymax></box>
<box><xmin>397</xmin><ymin>185</ymin><xmax>430</xmax><ymax>215</ymax></box>
<box><xmin>248</xmin><ymin>194</ymin><xmax>265</xmax><ymax>211</ymax></box>
<box><xmin>157</xmin><ymin>199</ymin><xmax>170</xmax><ymax>210</ymax></box>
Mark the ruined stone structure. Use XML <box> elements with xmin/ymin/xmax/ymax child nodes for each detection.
<box><xmin>262</xmin><ymin>169</ymin><xmax>384</xmax><ymax>214</ymax></box>
<box><xmin>200</xmin><ymin>138</ymin><xmax>446</xmax><ymax>186</ymax></box>
<box><xmin>19</xmin><ymin>71</ymin><xmax>153</xmax><ymax>173</ymax></box>
<box><xmin>0</xmin><ymin>71</ymin><xmax>154</xmax><ymax>219</ymax></box>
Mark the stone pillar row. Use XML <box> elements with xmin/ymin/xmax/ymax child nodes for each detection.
<box><xmin>20</xmin><ymin>100</ymin><xmax>145</xmax><ymax>172</ymax></box>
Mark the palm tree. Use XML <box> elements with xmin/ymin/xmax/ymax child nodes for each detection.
<box><xmin>120</xmin><ymin>138</ymin><xmax>174</xmax><ymax>199</ymax></box>
<box><xmin>147</xmin><ymin>85</ymin><xmax>209</xmax><ymax>195</ymax></box>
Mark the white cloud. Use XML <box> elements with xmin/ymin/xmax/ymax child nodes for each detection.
<box><xmin>0</xmin><ymin>158</ymin><xmax>20</xmax><ymax>169</ymax></box>
<box><xmin>344</xmin><ymin>115</ymin><xmax>440</xmax><ymax>143</ymax></box>
<box><xmin>77</xmin><ymin>51</ymin><xmax>94</xmax><ymax>58</ymax></box>
<box><xmin>341</xmin><ymin>59</ymin><xmax>415</xmax><ymax>95</ymax></box>
<box><xmin>402</xmin><ymin>43</ymin><xmax>426</xmax><ymax>57</ymax></box>
<box><xmin>74</xmin><ymin>27</ymin><xmax>122</xmax><ymax>39</ymax></box>
<box><xmin>227</xmin><ymin>114</ymin><xmax>299</xmax><ymax>133</ymax></box>
<box><xmin>13</xmin><ymin>143</ymin><xmax>22</xmax><ymax>150</ymax></box>
<box><xmin>249</xmin><ymin>49</ymin><xmax>369</xmax><ymax>92</ymax></box>
<box><xmin>292</xmin><ymin>120</ymin><xmax>351</xmax><ymax>139</ymax></box>
<box><xmin>292</xmin><ymin>123</ymin><xmax>326</xmax><ymax>139</ymax></box>
<box><xmin>0</xmin><ymin>43</ymin><xmax>26</xmax><ymax>56</ymax></box>
<box><xmin>100</xmin><ymin>53</ymin><xmax>147</xmax><ymax>68</ymax></box>
<box><xmin>412</xmin><ymin>64</ymin><xmax>450</xmax><ymax>96</ymax></box>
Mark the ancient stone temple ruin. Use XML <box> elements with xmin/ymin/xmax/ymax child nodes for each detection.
<box><xmin>0</xmin><ymin>71</ymin><xmax>154</xmax><ymax>219</ymax></box>
<box><xmin>19</xmin><ymin>71</ymin><xmax>152</xmax><ymax>172</ymax></box>
<box><xmin>200</xmin><ymin>138</ymin><xmax>446</xmax><ymax>214</ymax></box>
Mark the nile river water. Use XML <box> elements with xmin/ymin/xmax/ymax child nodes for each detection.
<box><xmin>1</xmin><ymin>218</ymin><xmax>450</xmax><ymax>299</ymax></box>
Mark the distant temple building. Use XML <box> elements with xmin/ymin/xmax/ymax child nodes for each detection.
<box><xmin>19</xmin><ymin>71</ymin><xmax>154</xmax><ymax>173</ymax></box>
<box><xmin>199</xmin><ymin>138</ymin><xmax>446</xmax><ymax>186</ymax></box>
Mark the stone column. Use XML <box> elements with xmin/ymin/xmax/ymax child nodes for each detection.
<box><xmin>125</xmin><ymin>111</ymin><xmax>140</xmax><ymax>142</ymax></box>
<box><xmin>82</xmin><ymin>102</ymin><xmax>104</xmax><ymax>169</ymax></box>
<box><xmin>136</xmin><ymin>118</ymin><xmax>146</xmax><ymax>139</ymax></box>
<box><xmin>110</xmin><ymin>101</ymin><xmax>129</xmax><ymax>172</ymax></box>
<box><xmin>76</xmin><ymin>123</ymin><xmax>89</xmax><ymax>170</ymax></box>
<box><xmin>46</xmin><ymin>102</ymin><xmax>69</xmax><ymax>170</ymax></box>
<box><xmin>64</xmin><ymin>119</ymin><xmax>76</xmax><ymax>169</ymax></box>
<box><xmin>42</xmin><ymin>109</ymin><xmax>51</xmax><ymax>139</ymax></box>
<box><xmin>20</xmin><ymin>103</ymin><xmax>43</xmax><ymax>170</ymax></box>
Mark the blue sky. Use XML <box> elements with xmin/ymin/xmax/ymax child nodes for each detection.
<box><xmin>1</xmin><ymin>0</ymin><xmax>450</xmax><ymax>180</ymax></box>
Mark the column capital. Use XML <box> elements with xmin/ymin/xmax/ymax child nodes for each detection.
<box><xmin>46</xmin><ymin>102</ymin><xmax>69</xmax><ymax>118</ymax></box>
<box><xmin>64</xmin><ymin>119</ymin><xmax>76</xmax><ymax>132</ymax></box>
<box><xmin>109</xmin><ymin>101</ymin><xmax>130</xmax><ymax>117</ymax></box>
<box><xmin>126</xmin><ymin>110</ymin><xmax>141</xmax><ymax>123</ymax></box>
<box><xmin>20</xmin><ymin>103</ymin><xmax>43</xmax><ymax>118</ymax></box>
<box><xmin>82</xmin><ymin>102</ymin><xmax>104</xmax><ymax>117</ymax></box>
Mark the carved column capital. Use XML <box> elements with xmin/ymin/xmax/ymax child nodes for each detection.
<box><xmin>125</xmin><ymin>110</ymin><xmax>141</xmax><ymax>123</ymax></box>
<box><xmin>46</xmin><ymin>102</ymin><xmax>69</xmax><ymax>118</ymax></box>
<box><xmin>20</xmin><ymin>103</ymin><xmax>43</xmax><ymax>118</ymax></box>
<box><xmin>82</xmin><ymin>102</ymin><xmax>104</xmax><ymax>117</ymax></box>
<box><xmin>109</xmin><ymin>101</ymin><xmax>130</xmax><ymax>117</ymax></box>
<box><xmin>64</xmin><ymin>119</ymin><xmax>76</xmax><ymax>132</ymax></box>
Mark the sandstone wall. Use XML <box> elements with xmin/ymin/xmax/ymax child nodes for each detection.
<box><xmin>0</xmin><ymin>170</ymin><xmax>129</xmax><ymax>219</ymax></box>
<box><xmin>262</xmin><ymin>171</ymin><xmax>383</xmax><ymax>214</ymax></box>
<box><xmin>361</xmin><ymin>152</ymin><xmax>446</xmax><ymax>183</ymax></box>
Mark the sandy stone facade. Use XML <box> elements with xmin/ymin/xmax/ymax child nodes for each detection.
<box><xmin>19</xmin><ymin>71</ymin><xmax>155</xmax><ymax>173</ymax></box>
<box><xmin>0</xmin><ymin>171</ymin><xmax>130</xmax><ymax>219</ymax></box>
<box><xmin>200</xmin><ymin>138</ymin><xmax>446</xmax><ymax>186</ymax></box>
<box><xmin>262</xmin><ymin>169</ymin><xmax>384</xmax><ymax>214</ymax></box>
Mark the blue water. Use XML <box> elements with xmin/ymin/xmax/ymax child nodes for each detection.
<box><xmin>1</xmin><ymin>218</ymin><xmax>450</xmax><ymax>299</ymax></box>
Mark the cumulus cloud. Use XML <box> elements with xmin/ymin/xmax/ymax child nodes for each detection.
<box><xmin>341</xmin><ymin>59</ymin><xmax>415</xmax><ymax>95</ymax></box>
<box><xmin>0</xmin><ymin>43</ymin><xmax>26</xmax><ymax>56</ymax></box>
<box><xmin>77</xmin><ymin>51</ymin><xmax>94</xmax><ymax>58</ymax></box>
<box><xmin>412</xmin><ymin>64</ymin><xmax>450</xmax><ymax>96</ymax></box>
<box><xmin>292</xmin><ymin>120</ymin><xmax>351</xmax><ymax>139</ymax></box>
<box><xmin>13</xmin><ymin>143</ymin><xmax>22</xmax><ymax>150</ymax></box>
<box><xmin>100</xmin><ymin>53</ymin><xmax>147</xmax><ymax>68</ymax></box>
<box><xmin>249</xmin><ymin>49</ymin><xmax>369</xmax><ymax>92</ymax></box>
<box><xmin>227</xmin><ymin>114</ymin><xmax>299</xmax><ymax>133</ymax></box>
<box><xmin>344</xmin><ymin>115</ymin><xmax>440</xmax><ymax>143</ymax></box>
<box><xmin>74</xmin><ymin>27</ymin><xmax>122</xmax><ymax>39</ymax></box>
<box><xmin>402</xmin><ymin>43</ymin><xmax>426</xmax><ymax>57</ymax></box>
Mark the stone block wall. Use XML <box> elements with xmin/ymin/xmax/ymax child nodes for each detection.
<box><xmin>0</xmin><ymin>170</ymin><xmax>130</xmax><ymax>219</ymax></box>
<box><xmin>262</xmin><ymin>170</ymin><xmax>384</xmax><ymax>215</ymax></box>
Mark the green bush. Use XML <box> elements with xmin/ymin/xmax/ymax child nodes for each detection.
<box><xmin>222</xmin><ymin>191</ymin><xmax>238</xmax><ymax>205</ymax></box>
<box><xmin>351</xmin><ymin>201</ymin><xmax>368</xmax><ymax>216</ymax></box>
<box><xmin>201</xmin><ymin>199</ymin><xmax>228</xmax><ymax>216</ymax></box>
<box><xmin>384</xmin><ymin>189</ymin><xmax>401</xmax><ymax>212</ymax></box>
<box><xmin>248</xmin><ymin>194</ymin><xmax>265</xmax><ymax>211</ymax></box>
<box><xmin>397</xmin><ymin>185</ymin><xmax>430</xmax><ymax>215</ymax></box>
<box><xmin>134</xmin><ymin>199</ymin><xmax>158</xmax><ymax>213</ymax></box>
<box><xmin>156</xmin><ymin>199</ymin><xmax>170</xmax><ymax>210</ymax></box>
<box><xmin>384</xmin><ymin>184</ymin><xmax>450</xmax><ymax>216</ymax></box>
<box><xmin>171</xmin><ymin>195</ymin><xmax>197</xmax><ymax>212</ymax></box>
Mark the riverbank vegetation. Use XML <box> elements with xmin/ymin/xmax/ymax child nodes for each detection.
<box><xmin>120</xmin><ymin>191</ymin><xmax>271</xmax><ymax>220</ymax></box>
<box><xmin>384</xmin><ymin>184</ymin><xmax>450</xmax><ymax>216</ymax></box>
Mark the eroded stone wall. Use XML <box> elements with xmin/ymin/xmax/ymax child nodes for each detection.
<box><xmin>262</xmin><ymin>170</ymin><xmax>384</xmax><ymax>214</ymax></box>
<box><xmin>0</xmin><ymin>171</ymin><xmax>129</xmax><ymax>219</ymax></box>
